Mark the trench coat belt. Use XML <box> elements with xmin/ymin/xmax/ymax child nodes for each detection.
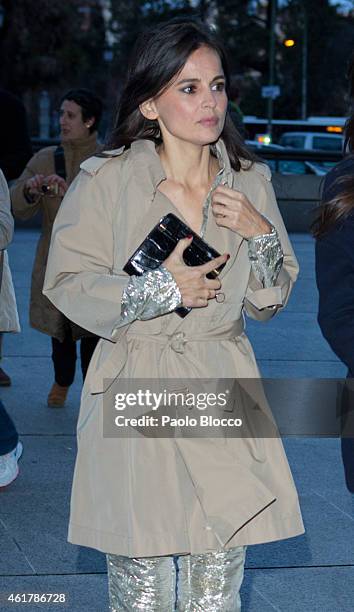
<box><xmin>127</xmin><ymin>317</ymin><xmax>245</xmax><ymax>354</ymax></box>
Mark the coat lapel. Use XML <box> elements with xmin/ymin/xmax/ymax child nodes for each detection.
<box><xmin>203</xmin><ymin>213</ymin><xmax>243</xmax><ymax>282</ymax></box>
<box><xmin>208</xmin><ymin>139</ymin><xmax>244</xmax><ymax>279</ymax></box>
<box><xmin>124</xmin><ymin>140</ymin><xmax>167</xmax><ymax>255</ymax></box>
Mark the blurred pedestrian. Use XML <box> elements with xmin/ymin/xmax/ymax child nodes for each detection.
<box><xmin>0</xmin><ymin>333</ymin><xmax>11</xmax><ymax>385</ymax></box>
<box><xmin>0</xmin><ymin>88</ymin><xmax>32</xmax><ymax>182</ymax></box>
<box><xmin>227</xmin><ymin>76</ymin><xmax>245</xmax><ymax>136</ymax></box>
<box><xmin>0</xmin><ymin>88</ymin><xmax>32</xmax><ymax>385</ymax></box>
<box><xmin>0</xmin><ymin>168</ymin><xmax>22</xmax><ymax>488</ymax></box>
<box><xmin>313</xmin><ymin>53</ymin><xmax>354</xmax><ymax>492</ymax></box>
<box><xmin>11</xmin><ymin>89</ymin><xmax>103</xmax><ymax>407</ymax></box>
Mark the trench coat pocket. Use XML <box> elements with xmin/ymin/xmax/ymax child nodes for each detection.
<box><xmin>90</xmin><ymin>336</ymin><xmax>128</xmax><ymax>394</ymax></box>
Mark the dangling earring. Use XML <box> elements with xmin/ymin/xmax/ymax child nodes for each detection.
<box><xmin>153</xmin><ymin>120</ymin><xmax>161</xmax><ymax>140</ymax></box>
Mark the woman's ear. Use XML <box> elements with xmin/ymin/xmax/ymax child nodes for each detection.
<box><xmin>85</xmin><ymin>116</ymin><xmax>95</xmax><ymax>128</ymax></box>
<box><xmin>139</xmin><ymin>99</ymin><xmax>158</xmax><ymax>120</ymax></box>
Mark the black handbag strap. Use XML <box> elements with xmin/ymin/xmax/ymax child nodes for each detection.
<box><xmin>54</xmin><ymin>145</ymin><xmax>66</xmax><ymax>180</ymax></box>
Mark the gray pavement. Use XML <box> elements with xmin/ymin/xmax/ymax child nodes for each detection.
<box><xmin>0</xmin><ymin>229</ymin><xmax>353</xmax><ymax>612</ymax></box>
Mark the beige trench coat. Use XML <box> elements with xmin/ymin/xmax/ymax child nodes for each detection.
<box><xmin>10</xmin><ymin>132</ymin><xmax>99</xmax><ymax>340</ymax></box>
<box><xmin>43</xmin><ymin>139</ymin><xmax>304</xmax><ymax>557</ymax></box>
<box><xmin>0</xmin><ymin>169</ymin><xmax>20</xmax><ymax>332</ymax></box>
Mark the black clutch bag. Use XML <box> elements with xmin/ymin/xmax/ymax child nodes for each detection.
<box><xmin>123</xmin><ymin>213</ymin><xmax>226</xmax><ymax>318</ymax></box>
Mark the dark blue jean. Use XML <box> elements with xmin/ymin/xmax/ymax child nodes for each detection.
<box><xmin>0</xmin><ymin>399</ymin><xmax>18</xmax><ymax>455</ymax></box>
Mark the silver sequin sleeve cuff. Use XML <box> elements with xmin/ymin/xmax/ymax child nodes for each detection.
<box><xmin>247</xmin><ymin>223</ymin><xmax>284</xmax><ymax>288</ymax></box>
<box><xmin>120</xmin><ymin>266</ymin><xmax>182</xmax><ymax>324</ymax></box>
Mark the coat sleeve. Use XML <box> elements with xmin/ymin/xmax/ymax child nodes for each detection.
<box><xmin>316</xmin><ymin>221</ymin><xmax>354</xmax><ymax>375</ymax></box>
<box><xmin>10</xmin><ymin>150</ymin><xmax>51</xmax><ymax>221</ymax></box>
<box><xmin>243</xmin><ymin>168</ymin><xmax>299</xmax><ymax>322</ymax></box>
<box><xmin>0</xmin><ymin>169</ymin><xmax>14</xmax><ymax>250</ymax></box>
<box><xmin>43</xmin><ymin>163</ymin><xmax>131</xmax><ymax>342</ymax></box>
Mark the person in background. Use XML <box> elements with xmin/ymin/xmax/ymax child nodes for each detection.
<box><xmin>0</xmin><ymin>333</ymin><xmax>10</xmax><ymax>386</ymax></box>
<box><xmin>11</xmin><ymin>89</ymin><xmax>103</xmax><ymax>407</ymax></box>
<box><xmin>0</xmin><ymin>168</ymin><xmax>22</xmax><ymax>488</ymax></box>
<box><xmin>0</xmin><ymin>88</ymin><xmax>32</xmax><ymax>182</ymax></box>
<box><xmin>0</xmin><ymin>87</ymin><xmax>32</xmax><ymax>386</ymax></box>
<box><xmin>313</xmin><ymin>53</ymin><xmax>354</xmax><ymax>492</ymax></box>
<box><xmin>227</xmin><ymin>76</ymin><xmax>245</xmax><ymax>137</ymax></box>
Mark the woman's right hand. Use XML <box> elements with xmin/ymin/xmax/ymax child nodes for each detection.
<box><xmin>163</xmin><ymin>236</ymin><xmax>229</xmax><ymax>308</ymax></box>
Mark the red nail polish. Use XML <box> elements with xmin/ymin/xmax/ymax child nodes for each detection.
<box><xmin>226</xmin><ymin>253</ymin><xmax>230</xmax><ymax>260</ymax></box>
<box><xmin>187</xmin><ymin>234</ymin><xmax>193</xmax><ymax>239</ymax></box>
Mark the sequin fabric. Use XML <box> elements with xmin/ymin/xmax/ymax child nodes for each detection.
<box><xmin>247</xmin><ymin>223</ymin><xmax>283</xmax><ymax>288</ymax></box>
<box><xmin>177</xmin><ymin>546</ymin><xmax>246</xmax><ymax>611</ymax></box>
<box><xmin>120</xmin><ymin>265</ymin><xmax>182</xmax><ymax>324</ymax></box>
<box><xmin>107</xmin><ymin>545</ymin><xmax>246</xmax><ymax>611</ymax></box>
<box><xmin>107</xmin><ymin>553</ymin><xmax>176</xmax><ymax>611</ymax></box>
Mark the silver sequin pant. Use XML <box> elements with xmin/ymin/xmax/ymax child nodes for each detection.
<box><xmin>107</xmin><ymin>546</ymin><xmax>246</xmax><ymax>611</ymax></box>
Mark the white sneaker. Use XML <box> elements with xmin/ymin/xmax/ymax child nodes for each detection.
<box><xmin>0</xmin><ymin>441</ymin><xmax>23</xmax><ymax>488</ymax></box>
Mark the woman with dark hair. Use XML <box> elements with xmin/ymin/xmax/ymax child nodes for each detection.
<box><xmin>313</xmin><ymin>55</ymin><xmax>354</xmax><ymax>492</ymax></box>
<box><xmin>44</xmin><ymin>19</ymin><xmax>303</xmax><ymax>610</ymax></box>
<box><xmin>11</xmin><ymin>88</ymin><xmax>103</xmax><ymax>407</ymax></box>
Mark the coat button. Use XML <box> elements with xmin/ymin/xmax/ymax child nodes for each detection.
<box><xmin>170</xmin><ymin>331</ymin><xmax>187</xmax><ymax>353</ymax></box>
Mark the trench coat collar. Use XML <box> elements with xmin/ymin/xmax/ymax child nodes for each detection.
<box><xmin>205</xmin><ymin>141</ymin><xmax>244</xmax><ymax>282</ymax></box>
<box><xmin>129</xmin><ymin>137</ymin><xmax>235</xmax><ymax>198</ymax></box>
<box><xmin>128</xmin><ymin>137</ymin><xmax>244</xmax><ymax>277</ymax></box>
<box><xmin>127</xmin><ymin>139</ymin><xmax>244</xmax><ymax>336</ymax></box>
<box><xmin>127</xmin><ymin>138</ymin><xmax>241</xmax><ymax>262</ymax></box>
<box><xmin>130</xmin><ymin>139</ymin><xmax>165</xmax><ymax>195</ymax></box>
<box><xmin>213</xmin><ymin>138</ymin><xmax>233</xmax><ymax>188</ymax></box>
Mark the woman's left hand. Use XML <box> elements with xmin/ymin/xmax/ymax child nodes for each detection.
<box><xmin>211</xmin><ymin>185</ymin><xmax>271</xmax><ymax>239</ymax></box>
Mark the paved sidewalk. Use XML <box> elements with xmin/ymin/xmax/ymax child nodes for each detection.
<box><xmin>0</xmin><ymin>230</ymin><xmax>353</xmax><ymax>612</ymax></box>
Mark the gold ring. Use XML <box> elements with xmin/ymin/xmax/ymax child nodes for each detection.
<box><xmin>215</xmin><ymin>292</ymin><xmax>225</xmax><ymax>303</ymax></box>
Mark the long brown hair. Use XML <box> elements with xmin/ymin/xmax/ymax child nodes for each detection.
<box><xmin>106</xmin><ymin>18</ymin><xmax>256</xmax><ymax>172</ymax></box>
<box><xmin>312</xmin><ymin>55</ymin><xmax>354</xmax><ymax>238</ymax></box>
